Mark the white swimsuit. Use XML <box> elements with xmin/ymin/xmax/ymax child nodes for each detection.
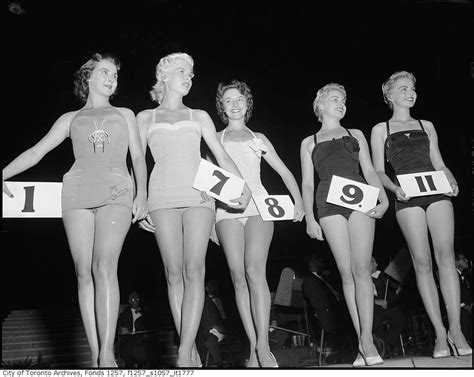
<box><xmin>215</xmin><ymin>128</ymin><xmax>269</xmax><ymax>224</ymax></box>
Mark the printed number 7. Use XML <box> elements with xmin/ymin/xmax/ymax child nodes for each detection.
<box><xmin>210</xmin><ymin>170</ymin><xmax>230</xmax><ymax>195</ymax></box>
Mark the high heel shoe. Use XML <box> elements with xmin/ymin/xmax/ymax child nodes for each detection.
<box><xmin>447</xmin><ymin>332</ymin><xmax>472</xmax><ymax>356</ymax></box>
<box><xmin>432</xmin><ymin>337</ymin><xmax>450</xmax><ymax>359</ymax></box>
<box><xmin>352</xmin><ymin>352</ymin><xmax>365</xmax><ymax>367</ymax></box>
<box><xmin>268</xmin><ymin>352</ymin><xmax>279</xmax><ymax>368</ymax></box>
<box><xmin>357</xmin><ymin>346</ymin><xmax>384</xmax><ymax>366</ymax></box>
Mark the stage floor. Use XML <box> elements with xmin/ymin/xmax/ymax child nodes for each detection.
<box><xmin>322</xmin><ymin>354</ymin><xmax>472</xmax><ymax>368</ymax></box>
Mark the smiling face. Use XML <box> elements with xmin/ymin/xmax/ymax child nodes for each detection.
<box><xmin>222</xmin><ymin>88</ymin><xmax>248</xmax><ymax>122</ymax></box>
<box><xmin>88</xmin><ymin>59</ymin><xmax>118</xmax><ymax>97</ymax></box>
<box><xmin>165</xmin><ymin>59</ymin><xmax>194</xmax><ymax>96</ymax></box>
<box><xmin>387</xmin><ymin>77</ymin><xmax>417</xmax><ymax>109</ymax></box>
<box><xmin>319</xmin><ymin>89</ymin><xmax>346</xmax><ymax>120</ymax></box>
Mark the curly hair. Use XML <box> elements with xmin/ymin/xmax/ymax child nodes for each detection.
<box><xmin>381</xmin><ymin>71</ymin><xmax>416</xmax><ymax>109</ymax></box>
<box><xmin>149</xmin><ymin>52</ymin><xmax>194</xmax><ymax>104</ymax></box>
<box><xmin>312</xmin><ymin>83</ymin><xmax>346</xmax><ymax>122</ymax></box>
<box><xmin>215</xmin><ymin>80</ymin><xmax>253</xmax><ymax>124</ymax></box>
<box><xmin>73</xmin><ymin>53</ymin><xmax>121</xmax><ymax>103</ymax></box>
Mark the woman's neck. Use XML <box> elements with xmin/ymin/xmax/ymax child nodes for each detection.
<box><xmin>159</xmin><ymin>92</ymin><xmax>186</xmax><ymax>110</ymax></box>
<box><xmin>84</xmin><ymin>94</ymin><xmax>111</xmax><ymax>109</ymax></box>
<box><xmin>226</xmin><ymin>118</ymin><xmax>247</xmax><ymax>131</ymax></box>
<box><xmin>390</xmin><ymin>106</ymin><xmax>413</xmax><ymax>122</ymax></box>
<box><xmin>320</xmin><ymin>117</ymin><xmax>342</xmax><ymax>131</ymax></box>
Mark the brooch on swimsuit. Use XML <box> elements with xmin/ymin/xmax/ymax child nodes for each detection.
<box><xmin>248</xmin><ymin>137</ymin><xmax>268</xmax><ymax>158</ymax></box>
<box><xmin>88</xmin><ymin>118</ymin><xmax>110</xmax><ymax>153</ymax></box>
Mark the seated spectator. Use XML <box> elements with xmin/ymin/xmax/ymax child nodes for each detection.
<box><xmin>196</xmin><ymin>280</ymin><xmax>227</xmax><ymax>367</ymax></box>
<box><xmin>455</xmin><ymin>253</ymin><xmax>472</xmax><ymax>344</ymax></box>
<box><xmin>370</xmin><ymin>257</ymin><xmax>408</xmax><ymax>357</ymax></box>
<box><xmin>302</xmin><ymin>254</ymin><xmax>352</xmax><ymax>358</ymax></box>
<box><xmin>116</xmin><ymin>291</ymin><xmax>152</xmax><ymax>368</ymax></box>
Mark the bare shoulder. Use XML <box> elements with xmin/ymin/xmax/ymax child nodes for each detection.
<box><xmin>192</xmin><ymin>108</ymin><xmax>211</xmax><ymax>121</ymax></box>
<box><xmin>301</xmin><ymin>134</ymin><xmax>315</xmax><ymax>153</ymax></box>
<box><xmin>115</xmin><ymin>107</ymin><xmax>135</xmax><ymax>119</ymax></box>
<box><xmin>348</xmin><ymin>128</ymin><xmax>366</xmax><ymax>141</ymax></box>
<box><xmin>136</xmin><ymin>108</ymin><xmax>153</xmax><ymax>120</ymax></box>
<box><xmin>371</xmin><ymin>122</ymin><xmax>386</xmax><ymax>134</ymax></box>
<box><xmin>419</xmin><ymin>119</ymin><xmax>435</xmax><ymax>129</ymax></box>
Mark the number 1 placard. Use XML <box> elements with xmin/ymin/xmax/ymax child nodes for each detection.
<box><xmin>3</xmin><ymin>181</ymin><xmax>63</xmax><ymax>218</ymax></box>
<box><xmin>253</xmin><ymin>195</ymin><xmax>294</xmax><ymax>221</ymax></box>
<box><xmin>192</xmin><ymin>159</ymin><xmax>245</xmax><ymax>205</ymax></box>
<box><xmin>396</xmin><ymin>171</ymin><xmax>452</xmax><ymax>197</ymax></box>
<box><xmin>326</xmin><ymin>175</ymin><xmax>379</xmax><ymax>213</ymax></box>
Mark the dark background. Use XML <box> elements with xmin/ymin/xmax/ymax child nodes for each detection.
<box><xmin>2</xmin><ymin>0</ymin><xmax>472</xmax><ymax>311</ymax></box>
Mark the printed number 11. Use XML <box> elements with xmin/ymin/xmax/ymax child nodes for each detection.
<box><xmin>414</xmin><ymin>175</ymin><xmax>437</xmax><ymax>193</ymax></box>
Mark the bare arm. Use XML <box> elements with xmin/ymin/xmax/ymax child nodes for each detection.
<box><xmin>258</xmin><ymin>132</ymin><xmax>304</xmax><ymax>221</ymax></box>
<box><xmin>118</xmin><ymin>107</ymin><xmax>148</xmax><ymax>223</ymax></box>
<box><xmin>351</xmin><ymin>129</ymin><xmax>388</xmax><ymax>218</ymax></box>
<box><xmin>370</xmin><ymin>123</ymin><xmax>409</xmax><ymax>202</ymax></box>
<box><xmin>3</xmin><ymin>111</ymin><xmax>74</xmax><ymax>196</ymax></box>
<box><xmin>300</xmin><ymin>136</ymin><xmax>323</xmax><ymax>240</ymax></box>
<box><xmin>423</xmin><ymin>120</ymin><xmax>458</xmax><ymax>196</ymax></box>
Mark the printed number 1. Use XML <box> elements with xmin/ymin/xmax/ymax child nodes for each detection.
<box><xmin>414</xmin><ymin>175</ymin><xmax>437</xmax><ymax>193</ymax></box>
<box><xmin>22</xmin><ymin>186</ymin><xmax>35</xmax><ymax>213</ymax></box>
<box><xmin>210</xmin><ymin>170</ymin><xmax>230</xmax><ymax>195</ymax></box>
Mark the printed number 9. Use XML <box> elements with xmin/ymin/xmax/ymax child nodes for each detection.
<box><xmin>340</xmin><ymin>184</ymin><xmax>364</xmax><ymax>206</ymax></box>
<box><xmin>264</xmin><ymin>197</ymin><xmax>285</xmax><ymax>218</ymax></box>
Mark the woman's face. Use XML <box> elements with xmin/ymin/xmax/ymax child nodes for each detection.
<box><xmin>388</xmin><ymin>77</ymin><xmax>417</xmax><ymax>109</ymax></box>
<box><xmin>320</xmin><ymin>89</ymin><xmax>346</xmax><ymax>120</ymax></box>
<box><xmin>222</xmin><ymin>88</ymin><xmax>248</xmax><ymax>122</ymax></box>
<box><xmin>89</xmin><ymin>59</ymin><xmax>118</xmax><ymax>98</ymax></box>
<box><xmin>166</xmin><ymin>59</ymin><xmax>194</xmax><ymax>96</ymax></box>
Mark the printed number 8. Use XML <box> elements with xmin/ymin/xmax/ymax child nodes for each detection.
<box><xmin>340</xmin><ymin>184</ymin><xmax>364</xmax><ymax>206</ymax></box>
<box><xmin>264</xmin><ymin>197</ymin><xmax>285</xmax><ymax>218</ymax></box>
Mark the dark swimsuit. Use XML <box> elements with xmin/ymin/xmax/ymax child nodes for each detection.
<box><xmin>311</xmin><ymin>128</ymin><xmax>366</xmax><ymax>220</ymax></box>
<box><xmin>384</xmin><ymin>120</ymin><xmax>449</xmax><ymax>212</ymax></box>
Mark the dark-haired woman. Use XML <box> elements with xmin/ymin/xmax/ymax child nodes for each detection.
<box><xmin>2</xmin><ymin>53</ymin><xmax>148</xmax><ymax>367</ymax></box>
<box><xmin>214</xmin><ymin>80</ymin><xmax>304</xmax><ymax>367</ymax></box>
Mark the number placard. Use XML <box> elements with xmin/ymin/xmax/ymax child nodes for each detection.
<box><xmin>3</xmin><ymin>181</ymin><xmax>62</xmax><ymax>218</ymax></box>
<box><xmin>192</xmin><ymin>159</ymin><xmax>245</xmax><ymax>205</ymax></box>
<box><xmin>396</xmin><ymin>171</ymin><xmax>452</xmax><ymax>197</ymax></box>
<box><xmin>326</xmin><ymin>175</ymin><xmax>379</xmax><ymax>213</ymax></box>
<box><xmin>253</xmin><ymin>195</ymin><xmax>295</xmax><ymax>221</ymax></box>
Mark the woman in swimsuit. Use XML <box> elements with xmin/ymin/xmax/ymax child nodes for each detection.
<box><xmin>370</xmin><ymin>71</ymin><xmax>471</xmax><ymax>358</ymax></box>
<box><xmin>214</xmin><ymin>80</ymin><xmax>304</xmax><ymax>367</ymax></box>
<box><xmin>300</xmin><ymin>83</ymin><xmax>388</xmax><ymax>366</ymax></box>
<box><xmin>2</xmin><ymin>53</ymin><xmax>148</xmax><ymax>367</ymax></box>
<box><xmin>136</xmin><ymin>53</ymin><xmax>251</xmax><ymax>368</ymax></box>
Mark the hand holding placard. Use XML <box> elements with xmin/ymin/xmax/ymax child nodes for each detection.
<box><xmin>192</xmin><ymin>159</ymin><xmax>245</xmax><ymax>206</ymax></box>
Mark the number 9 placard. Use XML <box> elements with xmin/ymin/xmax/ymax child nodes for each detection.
<box><xmin>3</xmin><ymin>181</ymin><xmax>63</xmax><ymax>218</ymax></box>
<box><xmin>326</xmin><ymin>175</ymin><xmax>379</xmax><ymax>213</ymax></box>
<box><xmin>192</xmin><ymin>159</ymin><xmax>245</xmax><ymax>205</ymax></box>
<box><xmin>253</xmin><ymin>195</ymin><xmax>294</xmax><ymax>221</ymax></box>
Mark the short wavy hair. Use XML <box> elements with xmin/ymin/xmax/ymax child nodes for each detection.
<box><xmin>312</xmin><ymin>83</ymin><xmax>346</xmax><ymax>122</ymax></box>
<box><xmin>215</xmin><ymin>80</ymin><xmax>253</xmax><ymax>124</ymax></box>
<box><xmin>381</xmin><ymin>71</ymin><xmax>416</xmax><ymax>109</ymax></box>
<box><xmin>73</xmin><ymin>53</ymin><xmax>121</xmax><ymax>104</ymax></box>
<box><xmin>149</xmin><ymin>52</ymin><xmax>194</xmax><ymax>104</ymax></box>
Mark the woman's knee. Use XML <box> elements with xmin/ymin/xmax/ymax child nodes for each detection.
<box><xmin>245</xmin><ymin>263</ymin><xmax>266</xmax><ymax>286</ymax></box>
<box><xmin>411</xmin><ymin>252</ymin><xmax>433</xmax><ymax>275</ymax></box>
<box><xmin>164</xmin><ymin>265</ymin><xmax>183</xmax><ymax>286</ymax></box>
<box><xmin>229</xmin><ymin>269</ymin><xmax>248</xmax><ymax>291</ymax></box>
<box><xmin>92</xmin><ymin>257</ymin><xmax>118</xmax><ymax>278</ymax></box>
<box><xmin>351</xmin><ymin>262</ymin><xmax>371</xmax><ymax>280</ymax></box>
<box><xmin>183</xmin><ymin>263</ymin><xmax>205</xmax><ymax>282</ymax></box>
<box><xmin>75</xmin><ymin>264</ymin><xmax>93</xmax><ymax>285</ymax></box>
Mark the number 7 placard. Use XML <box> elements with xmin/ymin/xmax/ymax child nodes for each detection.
<box><xmin>192</xmin><ymin>159</ymin><xmax>245</xmax><ymax>205</ymax></box>
<box><xmin>3</xmin><ymin>181</ymin><xmax>63</xmax><ymax>218</ymax></box>
<box><xmin>326</xmin><ymin>175</ymin><xmax>379</xmax><ymax>213</ymax></box>
<box><xmin>396</xmin><ymin>171</ymin><xmax>451</xmax><ymax>197</ymax></box>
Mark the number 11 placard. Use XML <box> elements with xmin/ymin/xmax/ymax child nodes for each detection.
<box><xmin>326</xmin><ymin>175</ymin><xmax>379</xmax><ymax>213</ymax></box>
<box><xmin>396</xmin><ymin>171</ymin><xmax>452</xmax><ymax>197</ymax></box>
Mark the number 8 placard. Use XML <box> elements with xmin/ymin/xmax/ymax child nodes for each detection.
<box><xmin>253</xmin><ymin>195</ymin><xmax>294</xmax><ymax>221</ymax></box>
<box><xmin>326</xmin><ymin>175</ymin><xmax>379</xmax><ymax>213</ymax></box>
<box><xmin>192</xmin><ymin>159</ymin><xmax>245</xmax><ymax>205</ymax></box>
